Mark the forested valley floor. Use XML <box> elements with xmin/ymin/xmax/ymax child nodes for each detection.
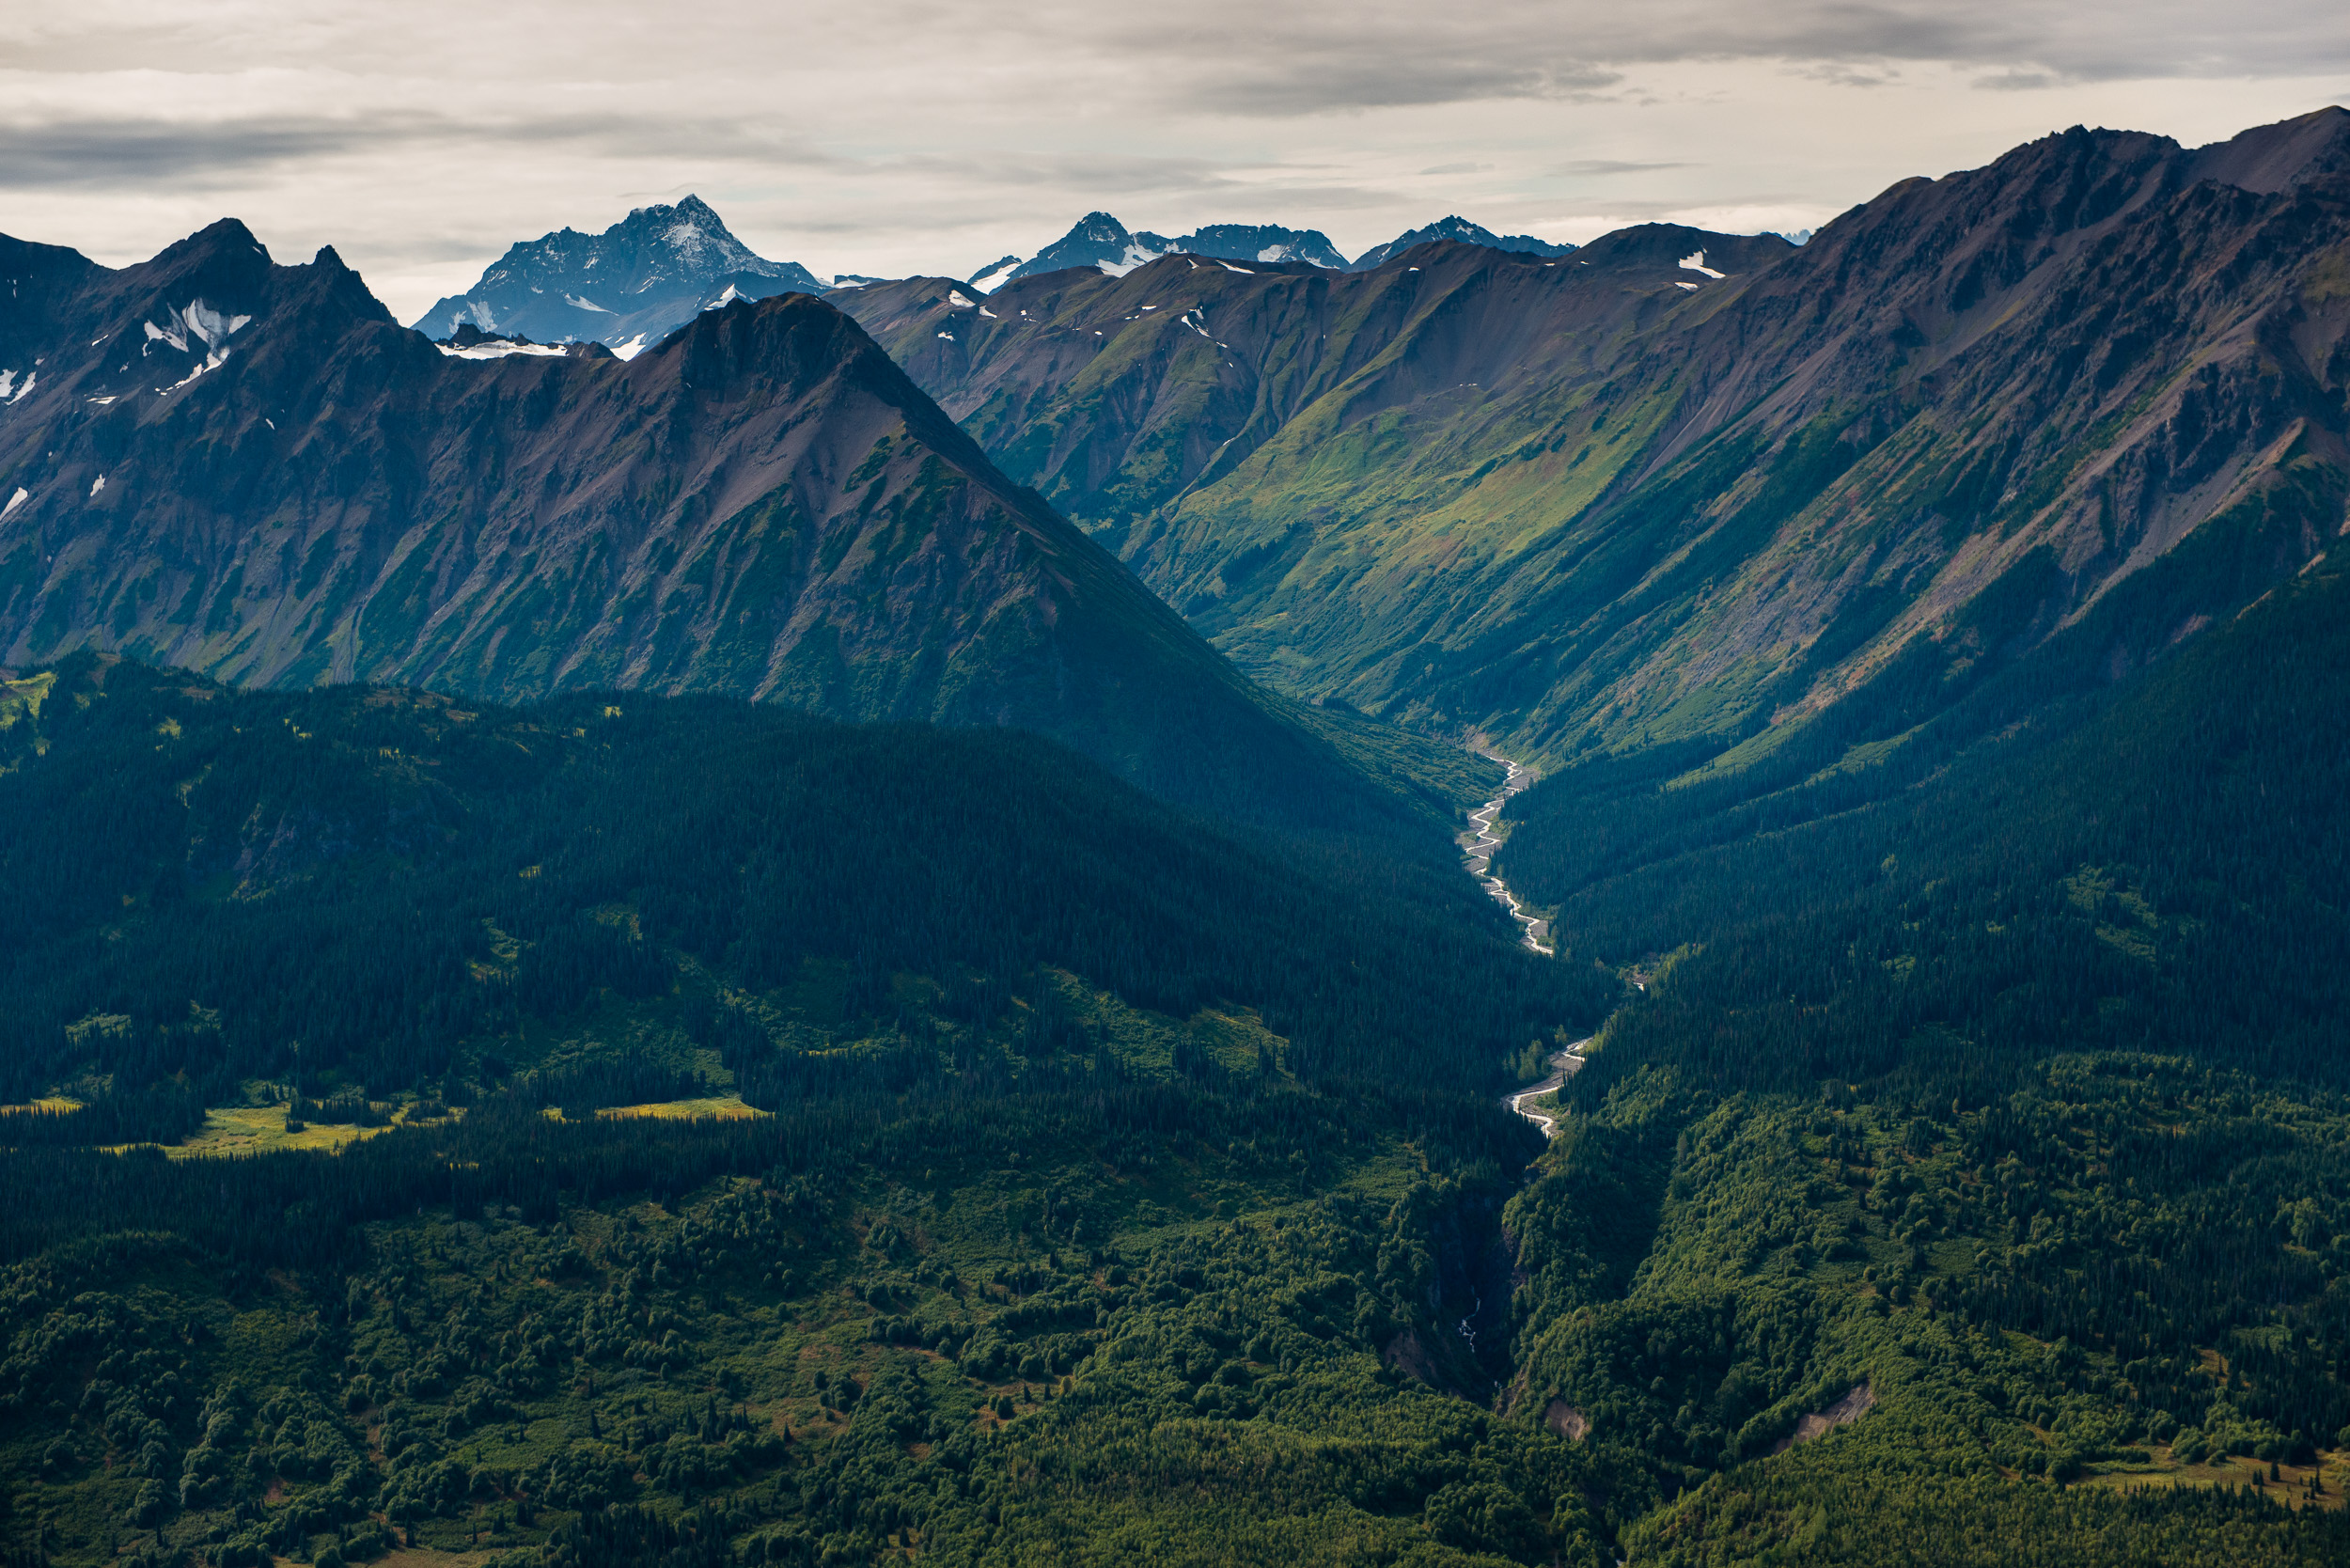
<box><xmin>5</xmin><ymin>561</ymin><xmax>2350</xmax><ymax>1568</ymax></box>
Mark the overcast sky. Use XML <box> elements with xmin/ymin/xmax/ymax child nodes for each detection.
<box><xmin>5</xmin><ymin>0</ymin><xmax>2345</xmax><ymax>322</ymax></box>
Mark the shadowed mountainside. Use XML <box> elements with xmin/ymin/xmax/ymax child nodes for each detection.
<box><xmin>0</xmin><ymin>223</ymin><xmax>1468</xmax><ymax>831</ymax></box>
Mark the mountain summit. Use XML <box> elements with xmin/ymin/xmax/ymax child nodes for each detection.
<box><xmin>977</xmin><ymin>212</ymin><xmax>1347</xmax><ymax>289</ymax></box>
<box><xmin>408</xmin><ymin>195</ymin><xmax>823</xmax><ymax>356</ymax></box>
<box><xmin>1349</xmin><ymin>215</ymin><xmax>1575</xmax><ymax>268</ymax></box>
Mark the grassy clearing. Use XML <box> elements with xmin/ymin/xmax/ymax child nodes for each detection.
<box><xmin>154</xmin><ymin>1101</ymin><xmax>458</xmax><ymax>1159</ymax></box>
<box><xmin>2076</xmin><ymin>1445</ymin><xmax>2350</xmax><ymax>1512</ymax></box>
<box><xmin>588</xmin><ymin>1094</ymin><xmax>766</xmax><ymax>1121</ymax></box>
<box><xmin>165</xmin><ymin>1105</ymin><xmax>389</xmax><ymax>1159</ymax></box>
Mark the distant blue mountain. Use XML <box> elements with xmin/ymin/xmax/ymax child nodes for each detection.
<box><xmin>410</xmin><ymin>196</ymin><xmax>822</xmax><ymax>356</ymax></box>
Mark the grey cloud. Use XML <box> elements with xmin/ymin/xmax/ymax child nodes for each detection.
<box><xmin>1419</xmin><ymin>162</ymin><xmax>1493</xmax><ymax>175</ymax></box>
<box><xmin>0</xmin><ymin>117</ymin><xmax>398</xmax><ymax>188</ymax></box>
<box><xmin>1071</xmin><ymin>0</ymin><xmax>2350</xmax><ymax>118</ymax></box>
<box><xmin>0</xmin><ymin>108</ymin><xmax>843</xmax><ymax>193</ymax></box>
<box><xmin>1548</xmin><ymin>159</ymin><xmax>1698</xmax><ymax>175</ymax></box>
<box><xmin>1973</xmin><ymin>71</ymin><xmax>2063</xmax><ymax>92</ymax></box>
<box><xmin>1179</xmin><ymin>56</ymin><xmax>1624</xmax><ymax>117</ymax></box>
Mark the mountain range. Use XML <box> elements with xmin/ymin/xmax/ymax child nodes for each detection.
<box><xmin>845</xmin><ymin>109</ymin><xmax>2350</xmax><ymax>784</ymax></box>
<box><xmin>408</xmin><ymin>196</ymin><xmax>824</xmax><ymax>356</ymax></box>
<box><xmin>968</xmin><ymin>212</ymin><xmax>1353</xmax><ymax>290</ymax></box>
<box><xmin>8</xmin><ymin>108</ymin><xmax>2342</xmax><ymax>828</ymax></box>
<box><xmin>393</xmin><ymin>198</ymin><xmax>1590</xmax><ymax>363</ymax></box>
<box><xmin>969</xmin><ymin>211</ymin><xmax>1575</xmax><ymax>290</ymax></box>
<box><xmin>1346</xmin><ymin>215</ymin><xmax>1577</xmax><ymax>269</ymax></box>
<box><xmin>0</xmin><ymin>219</ymin><xmax>1464</xmax><ymax>833</ymax></box>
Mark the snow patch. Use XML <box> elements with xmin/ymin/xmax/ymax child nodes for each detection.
<box><xmin>612</xmin><ymin>334</ymin><xmax>650</xmax><ymax>360</ymax></box>
<box><xmin>947</xmin><ymin>290</ymin><xmax>976</xmax><ymax>309</ymax></box>
<box><xmin>142</xmin><ymin>300</ymin><xmax>253</xmax><ymax>355</ymax></box>
<box><xmin>1678</xmin><ymin>250</ymin><xmax>1725</xmax><ymax>278</ymax></box>
<box><xmin>565</xmin><ymin>293</ymin><xmax>615</xmax><ymax>313</ymax></box>
<box><xmin>1096</xmin><ymin>242</ymin><xmax>1170</xmax><ymax>278</ymax></box>
<box><xmin>1673</xmin><ymin>281</ymin><xmax>1701</xmax><ymax>290</ymax></box>
<box><xmin>89</xmin><ymin>475</ymin><xmax>105</xmax><ymax>497</ymax></box>
<box><xmin>87</xmin><ymin>395</ymin><xmax>116</xmax><ymax>405</ymax></box>
<box><xmin>436</xmin><ymin>341</ymin><xmax>571</xmax><ymax>359</ymax></box>
<box><xmin>5</xmin><ymin>370</ymin><xmax>33</xmax><ymax>403</ymax></box>
<box><xmin>968</xmin><ymin>257</ymin><xmax>1023</xmax><ymax>293</ymax></box>
<box><xmin>1216</xmin><ymin>261</ymin><xmax>1253</xmax><ymax>274</ymax></box>
<box><xmin>1</xmin><ymin>488</ymin><xmax>24</xmax><ymax>519</ymax></box>
<box><xmin>166</xmin><ymin>348</ymin><xmax>231</xmax><ymax>389</ymax></box>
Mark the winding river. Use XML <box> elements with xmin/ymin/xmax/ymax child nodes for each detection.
<box><xmin>1463</xmin><ymin>753</ymin><xmax>1552</xmax><ymax>954</ymax></box>
<box><xmin>1505</xmin><ymin>1044</ymin><xmax>1590</xmax><ymax>1138</ymax></box>
<box><xmin>1462</xmin><ymin>752</ymin><xmax>1594</xmax><ymax>1138</ymax></box>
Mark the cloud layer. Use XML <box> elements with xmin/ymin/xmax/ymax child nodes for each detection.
<box><xmin>1</xmin><ymin>0</ymin><xmax>2342</xmax><ymax>318</ymax></box>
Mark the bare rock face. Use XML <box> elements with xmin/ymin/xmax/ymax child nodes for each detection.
<box><xmin>1543</xmin><ymin>1400</ymin><xmax>1590</xmax><ymax>1441</ymax></box>
<box><xmin>1770</xmin><ymin>1382</ymin><xmax>1876</xmax><ymax>1454</ymax></box>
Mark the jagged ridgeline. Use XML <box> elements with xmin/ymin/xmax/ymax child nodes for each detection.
<box><xmin>0</xmin><ymin>655</ymin><xmax>1608</xmax><ymax>1162</ymax></box>
<box><xmin>407</xmin><ymin>195</ymin><xmax>826</xmax><ymax>353</ymax></box>
<box><xmin>0</xmin><ymin>221</ymin><xmax>1467</xmax><ymax>835</ymax></box>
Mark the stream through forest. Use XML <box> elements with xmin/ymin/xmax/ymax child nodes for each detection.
<box><xmin>1463</xmin><ymin>753</ymin><xmax>1552</xmax><ymax>954</ymax></box>
<box><xmin>1462</xmin><ymin>752</ymin><xmax>1592</xmax><ymax>1138</ymax></box>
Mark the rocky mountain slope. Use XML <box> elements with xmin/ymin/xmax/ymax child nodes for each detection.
<box><xmin>409</xmin><ymin>196</ymin><xmax>823</xmax><ymax>356</ymax></box>
<box><xmin>850</xmin><ymin>109</ymin><xmax>2350</xmax><ymax>773</ymax></box>
<box><xmin>977</xmin><ymin>213</ymin><xmax>1348</xmax><ymax>288</ymax></box>
<box><xmin>835</xmin><ymin>225</ymin><xmax>1789</xmax><ymax>579</ymax></box>
<box><xmin>0</xmin><ymin>220</ymin><xmax>1449</xmax><ymax>831</ymax></box>
<box><xmin>1348</xmin><ymin>215</ymin><xmax>1575</xmax><ymax>268</ymax></box>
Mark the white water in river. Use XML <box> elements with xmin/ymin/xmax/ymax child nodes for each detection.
<box><xmin>1505</xmin><ymin>1044</ymin><xmax>1590</xmax><ymax>1138</ymax></box>
<box><xmin>1461</xmin><ymin>753</ymin><xmax>1594</xmax><ymax>1137</ymax></box>
<box><xmin>1463</xmin><ymin>753</ymin><xmax>1551</xmax><ymax>954</ymax></box>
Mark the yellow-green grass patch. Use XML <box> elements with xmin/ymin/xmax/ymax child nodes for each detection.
<box><xmin>588</xmin><ymin>1094</ymin><xmax>767</xmax><ymax>1121</ymax></box>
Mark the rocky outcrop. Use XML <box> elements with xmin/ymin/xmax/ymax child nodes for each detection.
<box><xmin>1543</xmin><ymin>1400</ymin><xmax>1590</xmax><ymax>1441</ymax></box>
